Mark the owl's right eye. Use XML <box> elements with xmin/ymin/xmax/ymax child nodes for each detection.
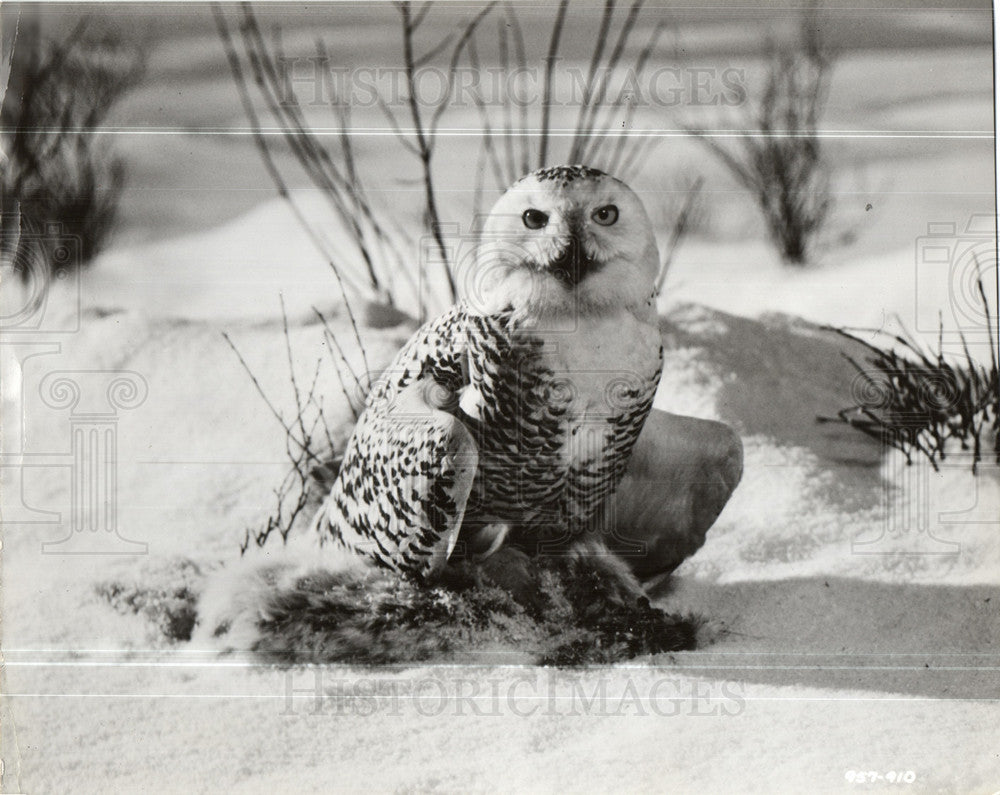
<box><xmin>522</xmin><ymin>209</ymin><xmax>549</xmax><ymax>229</ymax></box>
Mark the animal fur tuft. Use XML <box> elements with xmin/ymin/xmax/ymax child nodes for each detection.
<box><xmin>193</xmin><ymin>539</ymin><xmax>699</xmax><ymax>666</ymax></box>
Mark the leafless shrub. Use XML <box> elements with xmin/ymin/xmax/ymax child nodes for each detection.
<box><xmin>683</xmin><ymin>6</ymin><xmax>833</xmax><ymax>265</ymax></box>
<box><xmin>1</xmin><ymin>13</ymin><xmax>144</xmax><ymax>287</ymax></box>
<box><xmin>213</xmin><ymin>2</ymin><xmax>493</xmax><ymax>314</ymax></box>
<box><xmin>465</xmin><ymin>0</ymin><xmax>667</xmax><ymax>195</ymax></box>
<box><xmin>222</xmin><ymin>298</ymin><xmax>362</xmax><ymax>553</ymax></box>
<box><xmin>819</xmin><ymin>273</ymin><xmax>999</xmax><ymax>474</ymax></box>
<box><xmin>215</xmin><ymin>1</ymin><xmax>698</xmax><ymax>318</ymax></box>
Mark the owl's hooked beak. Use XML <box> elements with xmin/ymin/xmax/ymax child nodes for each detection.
<box><xmin>546</xmin><ymin>225</ymin><xmax>600</xmax><ymax>286</ymax></box>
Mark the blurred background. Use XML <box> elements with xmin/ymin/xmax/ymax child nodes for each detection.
<box><xmin>2</xmin><ymin>0</ymin><xmax>993</xmax><ymax>299</ymax></box>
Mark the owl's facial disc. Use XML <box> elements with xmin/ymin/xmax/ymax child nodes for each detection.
<box><xmin>473</xmin><ymin>166</ymin><xmax>659</xmax><ymax>317</ymax></box>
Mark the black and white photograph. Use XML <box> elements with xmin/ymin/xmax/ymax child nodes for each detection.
<box><xmin>1</xmin><ymin>0</ymin><xmax>997</xmax><ymax>790</ymax></box>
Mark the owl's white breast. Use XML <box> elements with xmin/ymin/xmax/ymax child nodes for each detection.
<box><xmin>535</xmin><ymin>308</ymin><xmax>661</xmax><ymax>415</ymax></box>
<box><xmin>457</xmin><ymin>304</ymin><xmax>662</xmax><ymax>471</ymax></box>
<box><xmin>532</xmin><ymin>308</ymin><xmax>660</xmax><ymax>472</ymax></box>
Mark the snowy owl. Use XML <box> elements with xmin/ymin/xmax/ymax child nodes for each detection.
<box><xmin>313</xmin><ymin>165</ymin><xmax>667</xmax><ymax>579</ymax></box>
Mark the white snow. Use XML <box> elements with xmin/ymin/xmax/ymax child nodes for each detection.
<box><xmin>2</xmin><ymin>18</ymin><xmax>997</xmax><ymax>792</ymax></box>
<box><xmin>3</xmin><ymin>212</ymin><xmax>997</xmax><ymax>790</ymax></box>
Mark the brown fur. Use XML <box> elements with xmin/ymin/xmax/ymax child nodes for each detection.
<box><xmin>192</xmin><ymin>540</ymin><xmax>698</xmax><ymax>666</ymax></box>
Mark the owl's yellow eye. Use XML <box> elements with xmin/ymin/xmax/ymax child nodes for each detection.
<box><xmin>522</xmin><ymin>209</ymin><xmax>549</xmax><ymax>229</ymax></box>
<box><xmin>592</xmin><ymin>205</ymin><xmax>619</xmax><ymax>226</ymax></box>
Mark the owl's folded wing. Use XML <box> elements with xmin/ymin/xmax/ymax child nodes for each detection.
<box><xmin>312</xmin><ymin>305</ymin><xmax>478</xmax><ymax>578</ymax></box>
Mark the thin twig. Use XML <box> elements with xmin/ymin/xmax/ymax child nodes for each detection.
<box><xmin>311</xmin><ymin>307</ymin><xmax>362</xmax><ymax>422</ymax></box>
<box><xmin>503</xmin><ymin>2</ymin><xmax>530</xmax><ymax>176</ymax></box>
<box><xmin>604</xmin><ymin>19</ymin><xmax>666</xmax><ymax>174</ymax></box>
<box><xmin>397</xmin><ymin>0</ymin><xmax>456</xmax><ymax>302</ymax></box>
<box><xmin>465</xmin><ymin>33</ymin><xmax>512</xmax><ymax>192</ymax></box>
<box><xmin>579</xmin><ymin>0</ymin><xmax>644</xmax><ymax>166</ymax></box>
<box><xmin>568</xmin><ymin>0</ymin><xmax>615</xmax><ymax>165</ymax></box>
<box><xmin>538</xmin><ymin>0</ymin><xmax>569</xmax><ymax>168</ymax></box>
<box><xmin>496</xmin><ymin>14</ymin><xmax>517</xmax><ymax>185</ymax></box>
<box><xmin>214</xmin><ymin>5</ymin><xmax>372</xmax><ymax>297</ymax></box>
<box><xmin>655</xmin><ymin>177</ymin><xmax>703</xmax><ymax>294</ymax></box>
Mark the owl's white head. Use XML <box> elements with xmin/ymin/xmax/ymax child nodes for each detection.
<box><xmin>465</xmin><ymin>166</ymin><xmax>659</xmax><ymax>320</ymax></box>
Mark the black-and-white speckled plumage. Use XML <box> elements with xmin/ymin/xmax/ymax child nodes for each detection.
<box><xmin>312</xmin><ymin>304</ymin><xmax>471</xmax><ymax>577</ymax></box>
<box><xmin>313</xmin><ymin>299</ymin><xmax>662</xmax><ymax>578</ymax></box>
<box><xmin>312</xmin><ymin>164</ymin><xmax>666</xmax><ymax>579</ymax></box>
<box><xmin>526</xmin><ymin>165</ymin><xmax>606</xmax><ymax>188</ymax></box>
<box><xmin>461</xmin><ymin>306</ymin><xmax>662</xmax><ymax>551</ymax></box>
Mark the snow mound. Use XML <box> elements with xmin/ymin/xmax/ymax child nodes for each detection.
<box><xmin>3</xmin><ymin>290</ymin><xmax>997</xmax><ymax>794</ymax></box>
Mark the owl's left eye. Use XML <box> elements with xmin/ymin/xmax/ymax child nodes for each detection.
<box><xmin>522</xmin><ymin>209</ymin><xmax>549</xmax><ymax>229</ymax></box>
<box><xmin>592</xmin><ymin>204</ymin><xmax>619</xmax><ymax>226</ymax></box>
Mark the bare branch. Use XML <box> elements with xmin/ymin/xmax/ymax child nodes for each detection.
<box><xmin>465</xmin><ymin>33</ymin><xmax>513</xmax><ymax>191</ymax></box>
<box><xmin>538</xmin><ymin>0</ymin><xmax>569</xmax><ymax>168</ymax></box>
<box><xmin>410</xmin><ymin>0</ymin><xmax>433</xmax><ymax>31</ymax></box>
<box><xmin>655</xmin><ymin>177</ymin><xmax>703</xmax><ymax>294</ymax></box>
<box><xmin>375</xmin><ymin>94</ymin><xmax>422</xmax><ymax>156</ymax></box>
<box><xmin>428</xmin><ymin>0</ymin><xmax>497</xmax><ymax>135</ymax></box>
<box><xmin>503</xmin><ymin>1</ymin><xmax>530</xmax><ymax>176</ymax></box>
<box><xmin>603</xmin><ymin>18</ymin><xmax>666</xmax><ymax>174</ymax></box>
<box><xmin>578</xmin><ymin>0</ymin><xmax>645</xmax><ymax>166</ymax></box>
<box><xmin>213</xmin><ymin>7</ymin><xmax>367</xmax><ymax>299</ymax></box>
<box><xmin>311</xmin><ymin>307</ymin><xmax>362</xmax><ymax>423</ymax></box>
<box><xmin>414</xmin><ymin>31</ymin><xmax>455</xmax><ymax>68</ymax></box>
<box><xmin>568</xmin><ymin>0</ymin><xmax>615</xmax><ymax>164</ymax></box>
